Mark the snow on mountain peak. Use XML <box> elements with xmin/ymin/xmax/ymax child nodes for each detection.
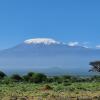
<box><xmin>24</xmin><ymin>38</ymin><xmax>60</xmax><ymax>45</ymax></box>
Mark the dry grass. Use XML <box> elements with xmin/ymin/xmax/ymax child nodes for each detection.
<box><xmin>0</xmin><ymin>82</ymin><xmax>99</xmax><ymax>100</ymax></box>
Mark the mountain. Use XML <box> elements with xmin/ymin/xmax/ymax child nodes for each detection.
<box><xmin>0</xmin><ymin>38</ymin><xmax>100</xmax><ymax>75</ymax></box>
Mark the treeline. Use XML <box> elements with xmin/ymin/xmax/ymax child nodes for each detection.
<box><xmin>0</xmin><ymin>71</ymin><xmax>100</xmax><ymax>84</ymax></box>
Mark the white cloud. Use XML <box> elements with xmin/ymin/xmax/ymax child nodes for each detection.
<box><xmin>82</xmin><ymin>42</ymin><xmax>90</xmax><ymax>48</ymax></box>
<box><xmin>67</xmin><ymin>42</ymin><xmax>79</xmax><ymax>47</ymax></box>
<box><xmin>67</xmin><ymin>41</ymin><xmax>90</xmax><ymax>48</ymax></box>
<box><xmin>82</xmin><ymin>46</ymin><xmax>89</xmax><ymax>48</ymax></box>
<box><xmin>96</xmin><ymin>45</ymin><xmax>100</xmax><ymax>49</ymax></box>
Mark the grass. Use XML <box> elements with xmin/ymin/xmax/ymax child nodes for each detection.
<box><xmin>0</xmin><ymin>82</ymin><xmax>99</xmax><ymax>100</ymax></box>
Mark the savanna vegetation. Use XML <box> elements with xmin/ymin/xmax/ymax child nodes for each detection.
<box><xmin>0</xmin><ymin>70</ymin><xmax>99</xmax><ymax>100</ymax></box>
<box><xmin>0</xmin><ymin>61</ymin><xmax>99</xmax><ymax>100</ymax></box>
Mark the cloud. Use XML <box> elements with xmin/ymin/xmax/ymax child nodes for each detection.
<box><xmin>82</xmin><ymin>42</ymin><xmax>90</xmax><ymax>48</ymax></box>
<box><xmin>67</xmin><ymin>41</ymin><xmax>90</xmax><ymax>48</ymax></box>
<box><xmin>67</xmin><ymin>42</ymin><xmax>79</xmax><ymax>46</ymax></box>
<box><xmin>82</xmin><ymin>45</ymin><xmax>89</xmax><ymax>48</ymax></box>
<box><xmin>96</xmin><ymin>45</ymin><xmax>100</xmax><ymax>49</ymax></box>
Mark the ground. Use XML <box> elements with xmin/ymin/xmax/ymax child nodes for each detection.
<box><xmin>0</xmin><ymin>82</ymin><xmax>100</xmax><ymax>100</ymax></box>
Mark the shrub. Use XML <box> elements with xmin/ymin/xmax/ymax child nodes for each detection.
<box><xmin>11</xmin><ymin>74</ymin><xmax>22</xmax><ymax>82</ymax></box>
<box><xmin>43</xmin><ymin>84</ymin><xmax>53</xmax><ymax>90</ymax></box>
<box><xmin>53</xmin><ymin>76</ymin><xmax>63</xmax><ymax>83</ymax></box>
<box><xmin>27</xmin><ymin>72</ymin><xmax>35</xmax><ymax>77</ymax></box>
<box><xmin>1</xmin><ymin>77</ymin><xmax>13</xmax><ymax>84</ymax></box>
<box><xmin>23</xmin><ymin>75</ymin><xmax>29</xmax><ymax>82</ymax></box>
<box><xmin>23</xmin><ymin>72</ymin><xmax>47</xmax><ymax>83</ymax></box>
<box><xmin>46</xmin><ymin>77</ymin><xmax>54</xmax><ymax>83</ymax></box>
<box><xmin>63</xmin><ymin>82</ymin><xmax>72</xmax><ymax>86</ymax></box>
<box><xmin>30</xmin><ymin>73</ymin><xmax>47</xmax><ymax>83</ymax></box>
<box><xmin>0</xmin><ymin>71</ymin><xmax>6</xmax><ymax>79</ymax></box>
<box><xmin>91</xmin><ymin>75</ymin><xmax>100</xmax><ymax>82</ymax></box>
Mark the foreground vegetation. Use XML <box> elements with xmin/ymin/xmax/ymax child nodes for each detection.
<box><xmin>0</xmin><ymin>71</ymin><xmax>99</xmax><ymax>100</ymax></box>
<box><xmin>0</xmin><ymin>82</ymin><xmax>99</xmax><ymax>100</ymax></box>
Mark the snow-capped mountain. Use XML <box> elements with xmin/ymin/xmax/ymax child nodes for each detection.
<box><xmin>24</xmin><ymin>38</ymin><xmax>60</xmax><ymax>45</ymax></box>
<box><xmin>0</xmin><ymin>38</ymin><xmax>99</xmax><ymax>75</ymax></box>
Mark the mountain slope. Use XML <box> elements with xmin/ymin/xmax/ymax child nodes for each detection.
<box><xmin>0</xmin><ymin>38</ymin><xmax>99</xmax><ymax>75</ymax></box>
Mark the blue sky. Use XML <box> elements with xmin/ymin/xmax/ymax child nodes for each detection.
<box><xmin>0</xmin><ymin>0</ymin><xmax>100</xmax><ymax>49</ymax></box>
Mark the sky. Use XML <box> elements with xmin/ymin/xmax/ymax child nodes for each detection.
<box><xmin>0</xmin><ymin>0</ymin><xmax>100</xmax><ymax>49</ymax></box>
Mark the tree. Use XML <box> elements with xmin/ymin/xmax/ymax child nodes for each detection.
<box><xmin>30</xmin><ymin>73</ymin><xmax>47</xmax><ymax>83</ymax></box>
<box><xmin>89</xmin><ymin>61</ymin><xmax>100</xmax><ymax>72</ymax></box>
<box><xmin>27</xmin><ymin>72</ymin><xmax>35</xmax><ymax>77</ymax></box>
<box><xmin>23</xmin><ymin>72</ymin><xmax>47</xmax><ymax>83</ymax></box>
<box><xmin>0</xmin><ymin>71</ymin><xmax>6</xmax><ymax>79</ymax></box>
<box><xmin>23</xmin><ymin>72</ymin><xmax>35</xmax><ymax>82</ymax></box>
<box><xmin>11</xmin><ymin>74</ymin><xmax>22</xmax><ymax>82</ymax></box>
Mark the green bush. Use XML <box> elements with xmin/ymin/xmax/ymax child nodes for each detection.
<box><xmin>1</xmin><ymin>77</ymin><xmax>13</xmax><ymax>84</ymax></box>
<box><xmin>11</xmin><ymin>74</ymin><xmax>22</xmax><ymax>82</ymax></box>
<box><xmin>23</xmin><ymin>72</ymin><xmax>47</xmax><ymax>83</ymax></box>
<box><xmin>0</xmin><ymin>71</ymin><xmax>6</xmax><ymax>79</ymax></box>
<box><xmin>63</xmin><ymin>82</ymin><xmax>72</xmax><ymax>86</ymax></box>
<box><xmin>30</xmin><ymin>73</ymin><xmax>47</xmax><ymax>83</ymax></box>
<box><xmin>0</xmin><ymin>70</ymin><xmax>99</xmax><ymax>84</ymax></box>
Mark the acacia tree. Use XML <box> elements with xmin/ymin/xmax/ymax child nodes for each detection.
<box><xmin>89</xmin><ymin>61</ymin><xmax>100</xmax><ymax>72</ymax></box>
